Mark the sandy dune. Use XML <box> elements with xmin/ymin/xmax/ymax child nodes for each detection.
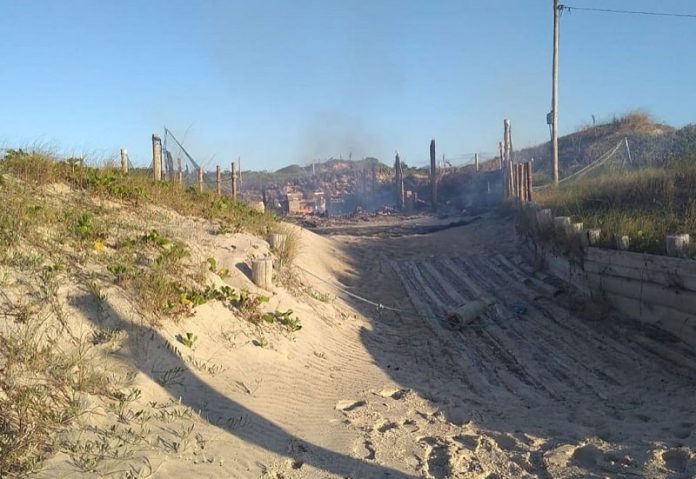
<box><xmin>39</xmin><ymin>213</ymin><xmax>696</xmax><ymax>478</ymax></box>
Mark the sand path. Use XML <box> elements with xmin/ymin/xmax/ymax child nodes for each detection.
<box><xmin>294</xmin><ymin>214</ymin><xmax>696</xmax><ymax>478</ymax></box>
<box><xmin>42</xmin><ymin>213</ymin><xmax>696</xmax><ymax>478</ymax></box>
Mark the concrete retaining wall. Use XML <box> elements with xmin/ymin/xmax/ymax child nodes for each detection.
<box><xmin>529</xmin><ymin>240</ymin><xmax>696</xmax><ymax>347</ymax></box>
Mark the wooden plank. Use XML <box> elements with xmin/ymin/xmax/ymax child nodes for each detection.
<box><xmin>420</xmin><ymin>261</ymin><xmax>468</xmax><ymax>305</ymax></box>
<box><xmin>494</xmin><ymin>254</ymin><xmax>563</xmax><ymax>297</ymax></box>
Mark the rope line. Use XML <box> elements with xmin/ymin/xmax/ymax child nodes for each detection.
<box><xmin>557</xmin><ymin>139</ymin><xmax>624</xmax><ymax>184</ymax></box>
<box><xmin>533</xmin><ymin>139</ymin><xmax>624</xmax><ymax>190</ymax></box>
<box><xmin>295</xmin><ymin>264</ymin><xmax>411</xmax><ymax>313</ymax></box>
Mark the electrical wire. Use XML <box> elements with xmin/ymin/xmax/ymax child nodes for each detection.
<box><xmin>560</xmin><ymin>4</ymin><xmax>696</xmax><ymax>19</ymax></box>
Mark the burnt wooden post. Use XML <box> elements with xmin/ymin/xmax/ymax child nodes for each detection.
<box><xmin>520</xmin><ymin>163</ymin><xmax>529</xmax><ymax>202</ymax></box>
<box><xmin>430</xmin><ymin>139</ymin><xmax>437</xmax><ymax>211</ymax></box>
<box><xmin>520</xmin><ymin>162</ymin><xmax>526</xmax><ymax>201</ymax></box>
<box><xmin>231</xmin><ymin>161</ymin><xmax>238</xmax><ymax>200</ymax></box>
<box><xmin>525</xmin><ymin>161</ymin><xmax>533</xmax><ymax>202</ymax></box>
<box><xmin>166</xmin><ymin>151</ymin><xmax>175</xmax><ymax>181</ymax></box>
<box><xmin>216</xmin><ymin>165</ymin><xmax>221</xmax><ymax>196</ymax></box>
<box><xmin>252</xmin><ymin>258</ymin><xmax>273</xmax><ymax>290</ymax></box>
<box><xmin>197</xmin><ymin>167</ymin><xmax>204</xmax><ymax>193</ymax></box>
<box><xmin>503</xmin><ymin>119</ymin><xmax>510</xmax><ymax>165</ymax></box>
<box><xmin>522</xmin><ymin>163</ymin><xmax>529</xmax><ymax>201</ymax></box>
<box><xmin>152</xmin><ymin>134</ymin><xmax>162</xmax><ymax>181</ymax></box>
<box><xmin>120</xmin><ymin>148</ymin><xmax>128</xmax><ymax>174</ymax></box>
<box><xmin>394</xmin><ymin>152</ymin><xmax>404</xmax><ymax>210</ymax></box>
<box><xmin>507</xmin><ymin>120</ymin><xmax>514</xmax><ymax>162</ymax></box>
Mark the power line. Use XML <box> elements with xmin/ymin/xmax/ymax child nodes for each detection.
<box><xmin>560</xmin><ymin>4</ymin><xmax>696</xmax><ymax>19</ymax></box>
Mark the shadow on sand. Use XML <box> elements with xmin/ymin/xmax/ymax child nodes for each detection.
<box><xmin>78</xmin><ymin>293</ymin><xmax>417</xmax><ymax>478</ymax></box>
<box><xmin>320</xmin><ymin>216</ymin><xmax>696</xmax><ymax>478</ymax></box>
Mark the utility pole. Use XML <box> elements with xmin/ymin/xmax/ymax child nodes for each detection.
<box><xmin>551</xmin><ymin>0</ymin><xmax>560</xmax><ymax>184</ymax></box>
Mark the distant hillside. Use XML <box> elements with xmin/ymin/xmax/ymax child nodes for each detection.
<box><xmin>243</xmin><ymin>157</ymin><xmax>392</xmax><ymax>191</ymax></box>
<box><xmin>515</xmin><ymin>113</ymin><xmax>696</xmax><ymax>184</ymax></box>
<box><xmin>275</xmin><ymin>164</ymin><xmax>305</xmax><ymax>175</ymax></box>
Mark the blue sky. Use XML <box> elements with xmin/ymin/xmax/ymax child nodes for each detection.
<box><xmin>1</xmin><ymin>0</ymin><xmax>695</xmax><ymax>170</ymax></box>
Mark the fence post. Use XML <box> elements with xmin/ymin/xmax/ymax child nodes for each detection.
<box><xmin>120</xmin><ymin>148</ymin><xmax>128</xmax><ymax>174</ymax></box>
<box><xmin>525</xmin><ymin>161</ymin><xmax>533</xmax><ymax>202</ymax></box>
<box><xmin>614</xmin><ymin>235</ymin><xmax>630</xmax><ymax>250</ymax></box>
<box><xmin>515</xmin><ymin>163</ymin><xmax>522</xmax><ymax>201</ymax></box>
<box><xmin>666</xmin><ymin>234</ymin><xmax>690</xmax><ymax>258</ymax></box>
<box><xmin>498</xmin><ymin>142</ymin><xmax>504</xmax><ymax>170</ymax></box>
<box><xmin>231</xmin><ymin>161</ymin><xmax>237</xmax><ymax>200</ymax></box>
<box><xmin>570</xmin><ymin>222</ymin><xmax>584</xmax><ymax>234</ymax></box>
<box><xmin>152</xmin><ymin>134</ymin><xmax>162</xmax><ymax>181</ymax></box>
<box><xmin>269</xmin><ymin>234</ymin><xmax>287</xmax><ymax>252</ymax></box>
<box><xmin>475</xmin><ymin>152</ymin><xmax>479</xmax><ymax>172</ymax></box>
<box><xmin>251</xmin><ymin>258</ymin><xmax>273</xmax><ymax>290</ymax></box>
<box><xmin>554</xmin><ymin>216</ymin><xmax>571</xmax><ymax>235</ymax></box>
<box><xmin>503</xmin><ymin>120</ymin><xmax>510</xmax><ymax>165</ymax></box>
<box><xmin>197</xmin><ymin>167</ymin><xmax>203</xmax><ymax>193</ymax></box>
<box><xmin>177</xmin><ymin>156</ymin><xmax>183</xmax><ymax>185</ymax></box>
<box><xmin>507</xmin><ymin>120</ymin><xmax>514</xmax><ymax>162</ymax></box>
<box><xmin>580</xmin><ymin>228</ymin><xmax>601</xmax><ymax>247</ymax></box>
<box><xmin>216</xmin><ymin>165</ymin><xmax>221</xmax><ymax>196</ymax></box>
<box><xmin>536</xmin><ymin>209</ymin><xmax>553</xmax><ymax>231</ymax></box>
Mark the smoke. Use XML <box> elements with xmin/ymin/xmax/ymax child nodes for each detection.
<box><xmin>298</xmin><ymin>110</ymin><xmax>386</xmax><ymax>163</ymax></box>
